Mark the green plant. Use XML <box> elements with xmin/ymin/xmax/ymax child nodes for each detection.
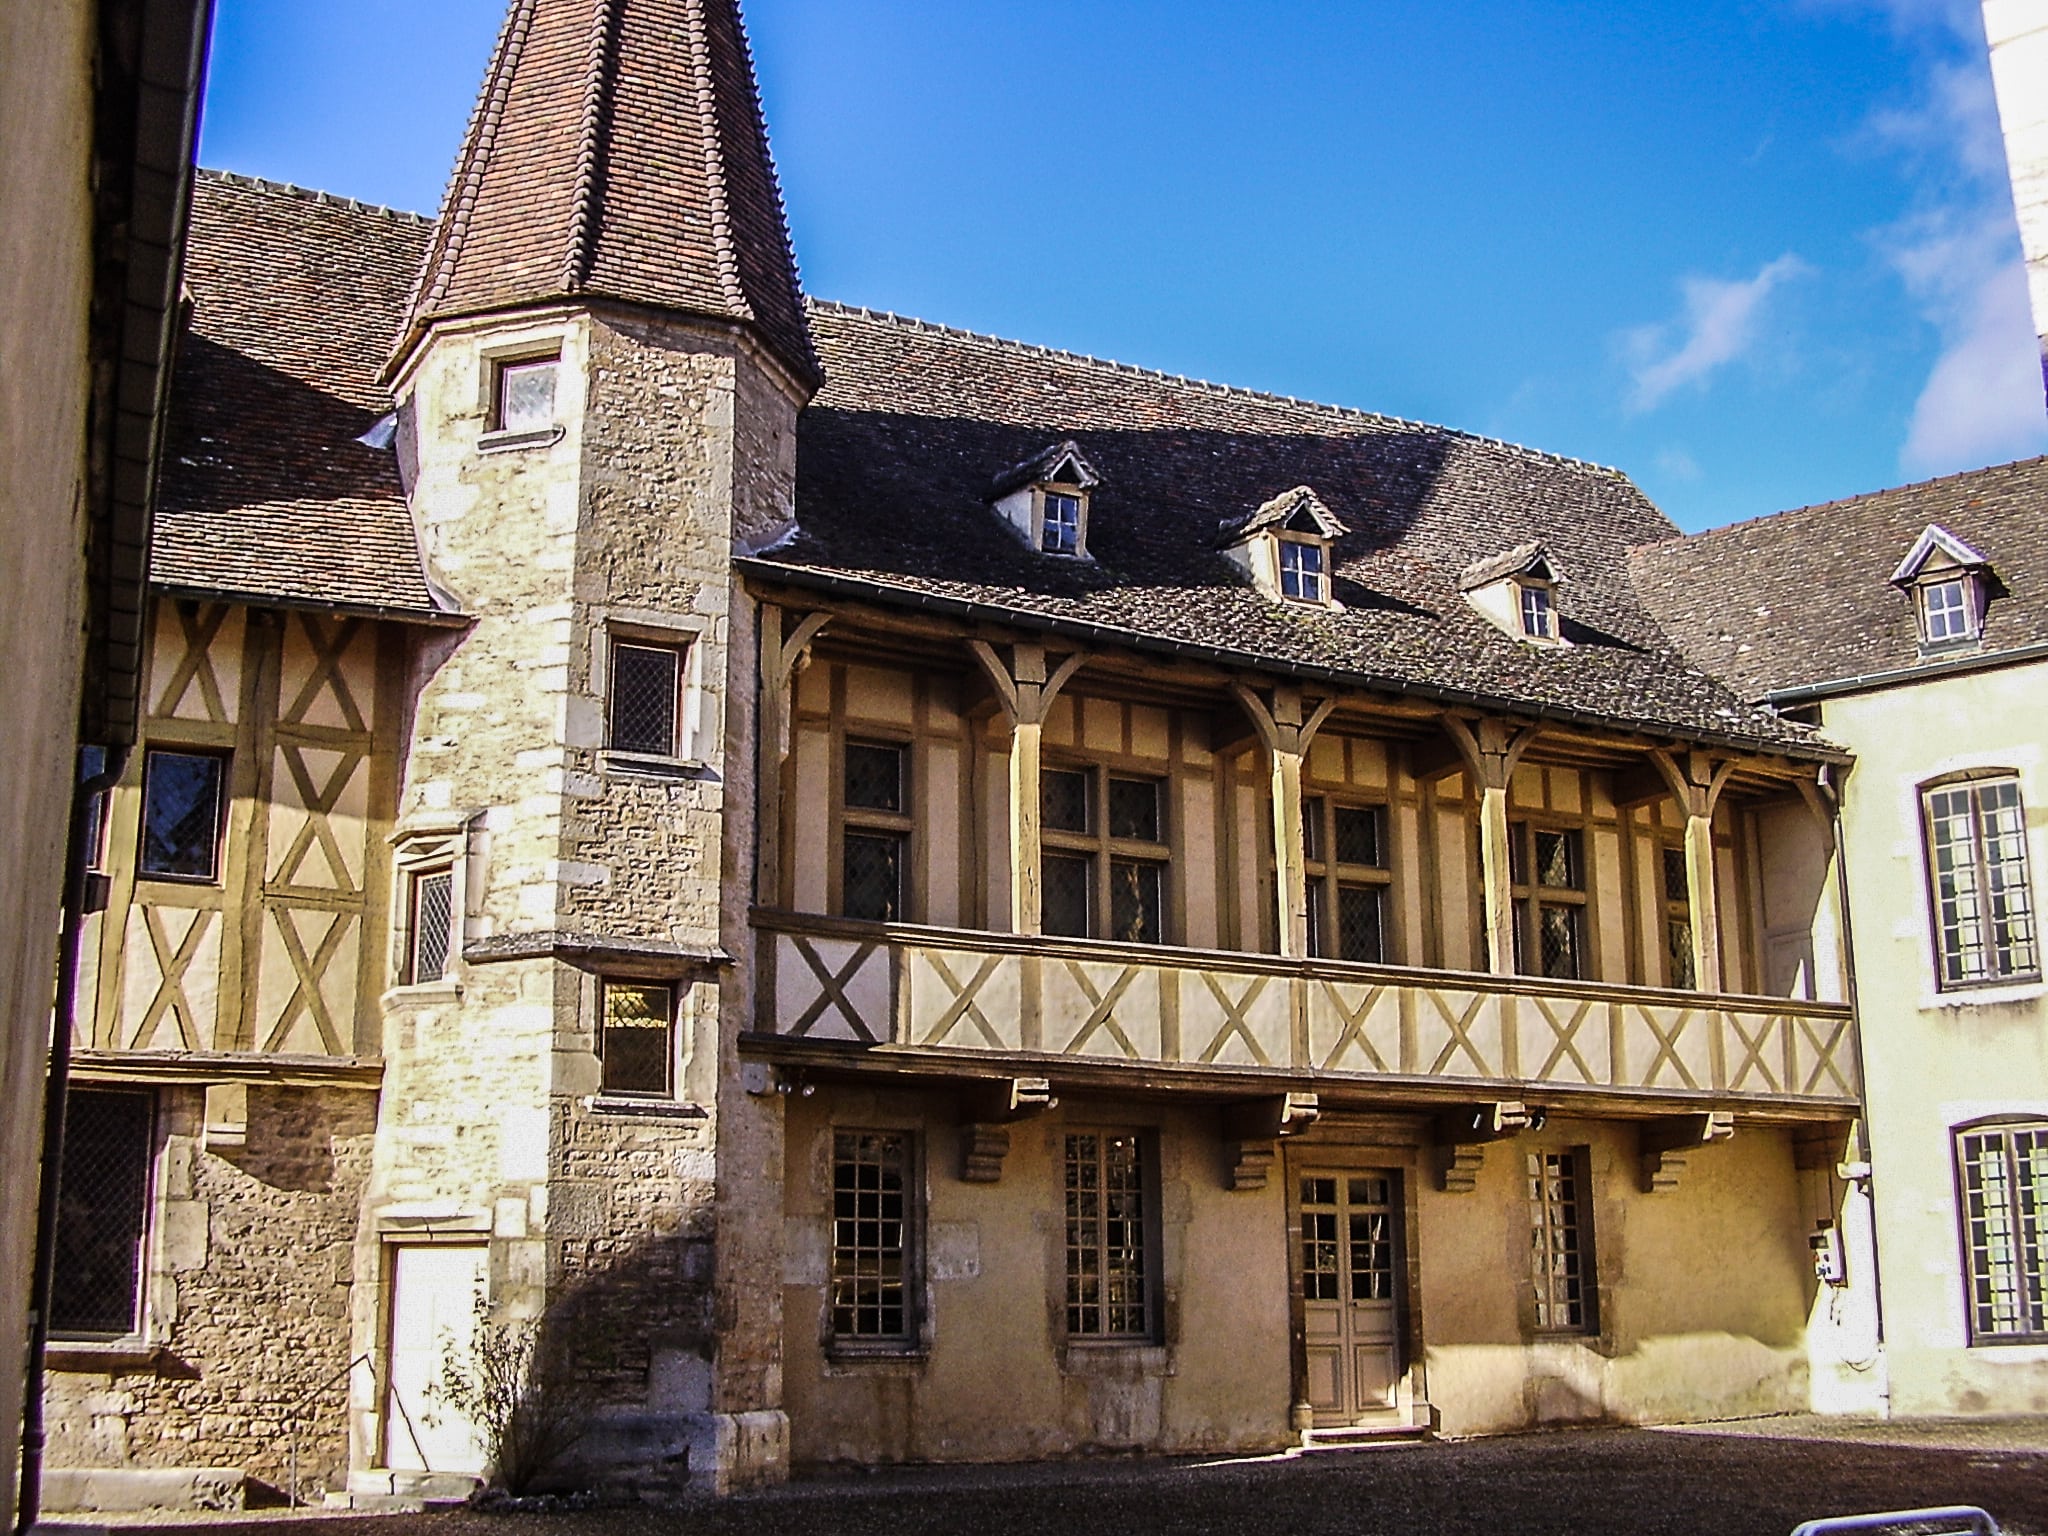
<box><xmin>431</xmin><ymin>1300</ymin><xmax>595</xmax><ymax>1495</ymax></box>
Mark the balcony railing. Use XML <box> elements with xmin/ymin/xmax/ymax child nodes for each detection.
<box><xmin>751</xmin><ymin>913</ymin><xmax>1859</xmax><ymax>1111</ymax></box>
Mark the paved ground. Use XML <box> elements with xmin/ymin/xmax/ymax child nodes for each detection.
<box><xmin>92</xmin><ymin>1417</ymin><xmax>2048</xmax><ymax>1536</ymax></box>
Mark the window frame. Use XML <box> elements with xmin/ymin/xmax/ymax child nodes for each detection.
<box><xmin>1527</xmin><ymin>1146</ymin><xmax>1597</xmax><ymax>1336</ymax></box>
<box><xmin>1276</xmin><ymin>534</ymin><xmax>1329</xmax><ymax>604</ymax></box>
<box><xmin>837</xmin><ymin>736</ymin><xmax>912</xmax><ymax>924</ymax></box>
<box><xmin>1954</xmin><ymin>1119</ymin><xmax>2048</xmax><ymax>1345</ymax></box>
<box><xmin>1507</xmin><ymin>820</ymin><xmax>1590</xmax><ymax>980</ymax></box>
<box><xmin>1302</xmin><ymin>793</ymin><xmax>1393</xmax><ymax>964</ymax></box>
<box><xmin>401</xmin><ymin>864</ymin><xmax>456</xmax><ymax>987</ymax></box>
<box><xmin>137</xmin><ymin>745</ymin><xmax>230</xmax><ymax>885</ymax></box>
<box><xmin>49</xmin><ymin>1086</ymin><xmax>156</xmax><ymax>1341</ymax></box>
<box><xmin>1518</xmin><ymin>581</ymin><xmax>1557</xmax><ymax>641</ymax></box>
<box><xmin>1916</xmin><ymin>573</ymin><xmax>1982</xmax><ymax>650</ymax></box>
<box><xmin>606</xmin><ymin>636</ymin><xmax>688</xmax><ymax>760</ymax></box>
<box><xmin>1063</xmin><ymin>1128</ymin><xmax>1160</xmax><ymax>1343</ymax></box>
<box><xmin>597</xmin><ymin>977</ymin><xmax>677</xmax><ymax>1099</ymax></box>
<box><xmin>489</xmin><ymin>350</ymin><xmax>561</xmax><ymax>436</ymax></box>
<box><xmin>1660</xmin><ymin>841</ymin><xmax>1696</xmax><ymax>990</ymax></box>
<box><xmin>1920</xmin><ymin>774</ymin><xmax>2041</xmax><ymax>992</ymax></box>
<box><xmin>1039</xmin><ymin>486</ymin><xmax>1086</xmax><ymax>556</ymax></box>
<box><xmin>1040</xmin><ymin>761</ymin><xmax>1171</xmax><ymax>945</ymax></box>
<box><xmin>827</xmin><ymin>1127</ymin><xmax>923</xmax><ymax>1354</ymax></box>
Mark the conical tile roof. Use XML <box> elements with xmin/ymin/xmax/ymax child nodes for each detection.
<box><xmin>394</xmin><ymin>0</ymin><xmax>820</xmax><ymax>388</ymax></box>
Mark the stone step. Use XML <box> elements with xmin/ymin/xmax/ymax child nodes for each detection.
<box><xmin>1301</xmin><ymin>1420</ymin><xmax>1434</xmax><ymax>1449</ymax></box>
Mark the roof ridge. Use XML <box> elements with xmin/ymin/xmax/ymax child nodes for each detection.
<box><xmin>1637</xmin><ymin>453</ymin><xmax>2048</xmax><ymax>553</ymax></box>
<box><xmin>804</xmin><ymin>297</ymin><xmax>1633</xmax><ymax>480</ymax></box>
<box><xmin>685</xmin><ymin>0</ymin><xmax>750</xmax><ymax>320</ymax></box>
<box><xmin>195</xmin><ymin>166</ymin><xmax>434</xmax><ymax>225</ymax></box>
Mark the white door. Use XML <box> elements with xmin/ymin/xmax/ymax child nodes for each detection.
<box><xmin>385</xmin><ymin>1244</ymin><xmax>488</xmax><ymax>1474</ymax></box>
<box><xmin>1299</xmin><ymin>1172</ymin><xmax>1402</xmax><ymax>1425</ymax></box>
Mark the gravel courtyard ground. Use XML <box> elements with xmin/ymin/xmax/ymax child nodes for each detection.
<box><xmin>91</xmin><ymin>1416</ymin><xmax>2048</xmax><ymax>1536</ymax></box>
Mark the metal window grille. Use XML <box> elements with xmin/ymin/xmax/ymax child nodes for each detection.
<box><xmin>1042</xmin><ymin>852</ymin><xmax>1093</xmax><ymax>937</ymax></box>
<box><xmin>1957</xmin><ymin>1124</ymin><xmax>2048</xmax><ymax>1341</ymax></box>
<box><xmin>1927</xmin><ymin>780</ymin><xmax>2040</xmax><ymax>986</ymax></box>
<box><xmin>1066</xmin><ymin>1132</ymin><xmax>1151</xmax><ymax>1338</ymax></box>
<box><xmin>600</xmin><ymin>980</ymin><xmax>674</xmax><ymax>1096</ymax></box>
<box><xmin>1279</xmin><ymin>539</ymin><xmax>1324</xmax><ymax>601</ymax></box>
<box><xmin>1528</xmin><ymin>1150</ymin><xmax>1592</xmax><ymax>1331</ymax></box>
<box><xmin>841</xmin><ymin>832</ymin><xmax>904</xmax><ymax>923</ymax></box>
<box><xmin>1107</xmin><ymin>777</ymin><xmax>1161</xmax><ymax>842</ymax></box>
<box><xmin>406</xmin><ymin>868</ymin><xmax>454</xmax><ymax>985</ymax></box>
<box><xmin>1042</xmin><ymin>492</ymin><xmax>1082</xmax><ymax>555</ymax></box>
<box><xmin>51</xmin><ymin>1088</ymin><xmax>154</xmax><ymax>1337</ymax></box>
<box><xmin>1042</xmin><ymin>768</ymin><xmax>1092</xmax><ymax>834</ymax></box>
<box><xmin>844</xmin><ymin>742</ymin><xmax>904</xmax><ymax>813</ymax></box>
<box><xmin>1108</xmin><ymin>859</ymin><xmax>1163</xmax><ymax>943</ymax></box>
<box><xmin>496</xmin><ymin>357</ymin><xmax>558</xmax><ymax>432</ymax></box>
<box><xmin>1334</xmin><ymin>804</ymin><xmax>1383</xmax><ymax>868</ymax></box>
<box><xmin>1520</xmin><ymin>584</ymin><xmax>1554</xmax><ymax>638</ymax></box>
<box><xmin>139</xmin><ymin>748</ymin><xmax>225</xmax><ymax>881</ymax></box>
<box><xmin>832</xmin><ymin>1130</ymin><xmax>911</xmax><ymax>1341</ymax></box>
<box><xmin>609</xmin><ymin>642</ymin><xmax>681</xmax><ymax>756</ymax></box>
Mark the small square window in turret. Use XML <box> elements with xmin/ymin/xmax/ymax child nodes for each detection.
<box><xmin>494</xmin><ymin>355</ymin><xmax>558</xmax><ymax>433</ymax></box>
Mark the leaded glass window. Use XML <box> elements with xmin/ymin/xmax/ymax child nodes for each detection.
<box><xmin>1662</xmin><ymin>843</ymin><xmax>1695</xmax><ymax>989</ymax></box>
<box><xmin>1508</xmin><ymin>822</ymin><xmax>1588</xmax><ymax>981</ymax></box>
<box><xmin>1304</xmin><ymin>796</ymin><xmax>1392</xmax><ymax>964</ymax></box>
<box><xmin>609</xmin><ymin>641</ymin><xmax>683</xmax><ymax>756</ymax></box>
<box><xmin>139</xmin><ymin>749</ymin><xmax>226</xmax><ymax>882</ymax></box>
<box><xmin>1924</xmin><ymin>778</ymin><xmax>2039</xmax><ymax>988</ymax></box>
<box><xmin>1528</xmin><ymin>1149</ymin><xmax>1593</xmax><ymax>1332</ymax></box>
<box><xmin>50</xmin><ymin>1089</ymin><xmax>153</xmax><ymax>1338</ymax></box>
<box><xmin>600</xmin><ymin>980</ymin><xmax>673</xmax><ymax>1097</ymax></box>
<box><xmin>842</xmin><ymin>832</ymin><xmax>904</xmax><ymax>923</ymax></box>
<box><xmin>1957</xmin><ymin>1123</ymin><xmax>2048</xmax><ymax>1343</ymax></box>
<box><xmin>1066</xmin><ymin>1132</ymin><xmax>1152</xmax><ymax>1338</ymax></box>
<box><xmin>1042</xmin><ymin>765</ymin><xmax>1169</xmax><ymax>944</ymax></box>
<box><xmin>832</xmin><ymin>1130</ymin><xmax>915</xmax><ymax>1344</ymax></box>
<box><xmin>841</xmin><ymin>740</ymin><xmax>911</xmax><ymax>923</ymax></box>
<box><xmin>405</xmin><ymin>867</ymin><xmax>454</xmax><ymax>985</ymax></box>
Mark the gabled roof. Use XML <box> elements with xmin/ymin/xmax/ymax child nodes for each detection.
<box><xmin>1631</xmin><ymin>456</ymin><xmax>2048</xmax><ymax>702</ymax></box>
<box><xmin>989</xmin><ymin>439</ymin><xmax>1101</xmax><ymax>499</ymax></box>
<box><xmin>393</xmin><ymin>0</ymin><xmax>820</xmax><ymax>390</ymax></box>
<box><xmin>1889</xmin><ymin>522</ymin><xmax>1991</xmax><ymax>586</ymax></box>
<box><xmin>1219</xmin><ymin>486</ymin><xmax>1348</xmax><ymax>547</ymax></box>
<box><xmin>1459</xmin><ymin>540</ymin><xmax>1564</xmax><ymax>592</ymax></box>
<box><xmin>755</xmin><ymin>302</ymin><xmax>1830</xmax><ymax>758</ymax></box>
<box><xmin>153</xmin><ymin>171</ymin><xmax>445</xmax><ymax>618</ymax></box>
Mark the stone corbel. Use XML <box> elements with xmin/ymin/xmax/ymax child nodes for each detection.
<box><xmin>1221</xmin><ymin>1091</ymin><xmax>1320</xmax><ymax>1191</ymax></box>
<box><xmin>1433</xmin><ymin>1100</ymin><xmax>1530</xmax><ymax>1193</ymax></box>
<box><xmin>960</xmin><ymin>1075</ymin><xmax>1056</xmax><ymax>1183</ymax></box>
<box><xmin>1638</xmin><ymin>1111</ymin><xmax>1734</xmax><ymax>1193</ymax></box>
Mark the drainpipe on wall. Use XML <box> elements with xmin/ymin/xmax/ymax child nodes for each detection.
<box><xmin>16</xmin><ymin>744</ymin><xmax>129</xmax><ymax>1536</ymax></box>
<box><xmin>1826</xmin><ymin>760</ymin><xmax>1888</xmax><ymax>1371</ymax></box>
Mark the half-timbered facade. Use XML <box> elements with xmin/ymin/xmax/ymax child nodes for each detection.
<box><xmin>39</xmin><ymin>0</ymin><xmax>1877</xmax><ymax>1509</ymax></box>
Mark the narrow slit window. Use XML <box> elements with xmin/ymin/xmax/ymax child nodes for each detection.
<box><xmin>139</xmin><ymin>748</ymin><xmax>226</xmax><ymax>882</ymax></box>
<box><xmin>1662</xmin><ymin>844</ymin><xmax>1695</xmax><ymax>989</ymax></box>
<box><xmin>600</xmin><ymin>980</ymin><xmax>674</xmax><ymax>1097</ymax></box>
<box><xmin>404</xmin><ymin>867</ymin><xmax>454</xmax><ymax>985</ymax></box>
<box><xmin>609</xmin><ymin>640</ymin><xmax>685</xmax><ymax>757</ymax></box>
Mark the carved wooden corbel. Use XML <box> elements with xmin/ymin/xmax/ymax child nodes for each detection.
<box><xmin>1638</xmin><ymin>1111</ymin><xmax>1734</xmax><ymax>1193</ymax></box>
<box><xmin>1222</xmin><ymin>1090</ymin><xmax>1320</xmax><ymax>1191</ymax></box>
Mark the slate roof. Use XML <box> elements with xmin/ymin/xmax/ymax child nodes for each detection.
<box><xmin>751</xmin><ymin>303</ymin><xmax>1831</xmax><ymax>759</ymax></box>
<box><xmin>1630</xmin><ymin>456</ymin><xmax>2048</xmax><ymax>702</ymax></box>
<box><xmin>394</xmin><ymin>0</ymin><xmax>820</xmax><ymax>390</ymax></box>
<box><xmin>1460</xmin><ymin>540</ymin><xmax>1562</xmax><ymax>592</ymax></box>
<box><xmin>1219</xmin><ymin>486</ymin><xmax>1348</xmax><ymax>548</ymax></box>
<box><xmin>154</xmin><ymin>171</ymin><xmax>445</xmax><ymax>617</ymax></box>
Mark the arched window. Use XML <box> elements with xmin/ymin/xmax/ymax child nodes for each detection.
<box><xmin>1921</xmin><ymin>772</ymin><xmax>2040</xmax><ymax>989</ymax></box>
<box><xmin>1955</xmin><ymin>1119</ymin><xmax>2048</xmax><ymax>1343</ymax></box>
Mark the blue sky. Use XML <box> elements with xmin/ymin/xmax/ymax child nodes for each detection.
<box><xmin>196</xmin><ymin>0</ymin><xmax>2048</xmax><ymax>533</ymax></box>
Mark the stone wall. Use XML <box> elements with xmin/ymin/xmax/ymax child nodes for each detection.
<box><xmin>45</xmin><ymin>1083</ymin><xmax>377</xmax><ymax>1502</ymax></box>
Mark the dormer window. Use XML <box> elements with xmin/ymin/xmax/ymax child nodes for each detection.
<box><xmin>988</xmin><ymin>439</ymin><xmax>1102</xmax><ymax>560</ymax></box>
<box><xmin>1220</xmin><ymin>487</ymin><xmax>1347</xmax><ymax>607</ymax></box>
<box><xmin>1890</xmin><ymin>523</ymin><xmax>1991</xmax><ymax>653</ymax></box>
<box><xmin>1461</xmin><ymin>541</ymin><xmax>1568</xmax><ymax>647</ymax></box>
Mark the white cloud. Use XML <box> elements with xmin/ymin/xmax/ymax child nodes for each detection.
<box><xmin>1622</xmin><ymin>256</ymin><xmax>1812</xmax><ymax>413</ymax></box>
<box><xmin>1886</xmin><ymin>208</ymin><xmax>2048</xmax><ymax>472</ymax></box>
<box><xmin>1654</xmin><ymin>446</ymin><xmax>1704</xmax><ymax>482</ymax></box>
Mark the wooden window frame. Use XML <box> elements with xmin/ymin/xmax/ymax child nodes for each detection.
<box><xmin>1527</xmin><ymin>1146</ymin><xmax>1597</xmax><ymax>1335</ymax></box>
<box><xmin>597</xmin><ymin>978</ymin><xmax>677</xmax><ymax>1099</ymax></box>
<box><xmin>1063</xmin><ymin>1128</ymin><xmax>1160</xmax><ymax>1343</ymax></box>
<box><xmin>1955</xmin><ymin>1118</ymin><xmax>2048</xmax><ymax>1345</ymax></box>
<box><xmin>1302</xmin><ymin>793</ymin><xmax>1392</xmax><ymax>964</ymax></box>
<box><xmin>1659</xmin><ymin>840</ymin><xmax>1695</xmax><ymax>990</ymax></box>
<box><xmin>1276</xmin><ymin>534</ymin><xmax>1329</xmax><ymax>604</ymax></box>
<box><xmin>1917</xmin><ymin>573</ymin><xmax>1982</xmax><ymax>650</ymax></box>
<box><xmin>1038</xmin><ymin>486</ymin><xmax>1087</xmax><ymax>557</ymax></box>
<box><xmin>137</xmin><ymin>745</ymin><xmax>230</xmax><ymax>885</ymax></box>
<box><xmin>1921</xmin><ymin>774</ymin><xmax>2041</xmax><ymax>991</ymax></box>
<box><xmin>1041</xmin><ymin>761</ymin><xmax>1171</xmax><ymax>944</ymax></box>
<box><xmin>828</xmin><ymin>1128</ymin><xmax>923</xmax><ymax>1354</ymax></box>
<box><xmin>838</xmin><ymin>736</ymin><xmax>912</xmax><ymax>924</ymax></box>
<box><xmin>1508</xmin><ymin>820</ymin><xmax>1590</xmax><ymax>980</ymax></box>
<box><xmin>1518</xmin><ymin>581</ymin><xmax>1557</xmax><ymax>641</ymax></box>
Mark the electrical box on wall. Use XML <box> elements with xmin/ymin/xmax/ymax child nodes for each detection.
<box><xmin>1811</xmin><ymin>1220</ymin><xmax>1847</xmax><ymax>1286</ymax></box>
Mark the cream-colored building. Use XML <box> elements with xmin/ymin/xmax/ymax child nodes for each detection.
<box><xmin>1637</xmin><ymin>456</ymin><xmax>2048</xmax><ymax>1417</ymax></box>
<box><xmin>36</xmin><ymin>0</ymin><xmax>1885</xmax><ymax>1510</ymax></box>
<box><xmin>0</xmin><ymin>0</ymin><xmax>207</xmax><ymax>1525</ymax></box>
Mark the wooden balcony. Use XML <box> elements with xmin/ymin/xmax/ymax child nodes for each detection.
<box><xmin>750</xmin><ymin>913</ymin><xmax>1859</xmax><ymax>1117</ymax></box>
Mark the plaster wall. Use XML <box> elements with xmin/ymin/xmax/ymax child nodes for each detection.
<box><xmin>1822</xmin><ymin>662</ymin><xmax>2048</xmax><ymax>1414</ymax></box>
<box><xmin>0</xmin><ymin>1</ymin><xmax>97</xmax><ymax>1521</ymax></box>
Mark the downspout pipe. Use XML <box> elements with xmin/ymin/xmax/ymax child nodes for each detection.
<box><xmin>17</xmin><ymin>743</ymin><xmax>129</xmax><ymax>1536</ymax></box>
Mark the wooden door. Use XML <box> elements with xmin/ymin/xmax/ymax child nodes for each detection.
<box><xmin>1299</xmin><ymin>1171</ymin><xmax>1402</xmax><ymax>1424</ymax></box>
<box><xmin>385</xmin><ymin>1244</ymin><xmax>488</xmax><ymax>1474</ymax></box>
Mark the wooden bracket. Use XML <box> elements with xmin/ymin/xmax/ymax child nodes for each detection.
<box><xmin>1433</xmin><ymin>1100</ymin><xmax>1530</xmax><ymax>1193</ymax></box>
<box><xmin>1223</xmin><ymin>1091</ymin><xmax>1319</xmax><ymax>1192</ymax></box>
<box><xmin>1638</xmin><ymin>1111</ymin><xmax>1734</xmax><ymax>1193</ymax></box>
<box><xmin>960</xmin><ymin>1077</ymin><xmax>1056</xmax><ymax>1183</ymax></box>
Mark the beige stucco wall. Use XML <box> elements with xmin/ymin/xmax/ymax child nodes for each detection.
<box><xmin>1823</xmin><ymin>660</ymin><xmax>2048</xmax><ymax>1414</ymax></box>
<box><xmin>0</xmin><ymin>0</ymin><xmax>97</xmax><ymax>1522</ymax></box>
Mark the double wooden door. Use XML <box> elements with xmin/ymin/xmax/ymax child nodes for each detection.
<box><xmin>1298</xmin><ymin>1170</ymin><xmax>1403</xmax><ymax>1424</ymax></box>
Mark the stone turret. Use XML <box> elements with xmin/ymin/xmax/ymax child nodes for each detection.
<box><xmin>357</xmin><ymin>0</ymin><xmax>811</xmax><ymax>1498</ymax></box>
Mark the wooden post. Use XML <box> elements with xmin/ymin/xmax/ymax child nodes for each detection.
<box><xmin>970</xmin><ymin>640</ymin><xmax>1088</xmax><ymax>936</ymax></box>
<box><xmin>1439</xmin><ymin>714</ymin><xmax>1543</xmax><ymax>977</ymax></box>
<box><xmin>1229</xmin><ymin>682</ymin><xmax>1335</xmax><ymax>960</ymax></box>
<box><xmin>756</xmin><ymin>605</ymin><xmax>830</xmax><ymax>908</ymax></box>
<box><xmin>1645</xmin><ymin>747</ymin><xmax>1739</xmax><ymax>995</ymax></box>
